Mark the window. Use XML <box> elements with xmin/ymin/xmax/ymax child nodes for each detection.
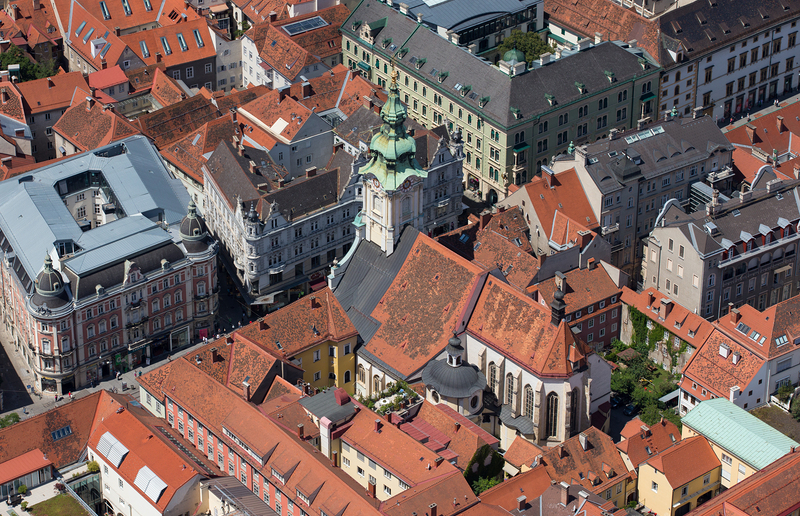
<box><xmin>721</xmin><ymin>453</ymin><xmax>732</xmax><ymax>465</ymax></box>
<box><xmin>546</xmin><ymin>392</ymin><xmax>558</xmax><ymax>438</ymax></box>
<box><xmin>205</xmin><ymin>63</ymin><xmax>212</xmax><ymax>74</ymax></box>
<box><xmin>651</xmin><ymin>481</ymin><xmax>658</xmax><ymax>493</ymax></box>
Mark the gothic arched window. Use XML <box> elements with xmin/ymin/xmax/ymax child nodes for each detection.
<box><xmin>546</xmin><ymin>392</ymin><xmax>559</xmax><ymax>438</ymax></box>
<box><xmin>524</xmin><ymin>385</ymin><xmax>534</xmax><ymax>419</ymax></box>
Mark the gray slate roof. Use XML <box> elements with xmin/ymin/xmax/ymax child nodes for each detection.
<box><xmin>401</xmin><ymin>0</ymin><xmax>539</xmax><ymax>32</ymax></box>
<box><xmin>421</xmin><ymin>359</ymin><xmax>486</xmax><ymax>398</ymax></box>
<box><xmin>578</xmin><ymin>116</ymin><xmax>733</xmax><ymax>195</ymax></box>
<box><xmin>343</xmin><ymin>0</ymin><xmax>660</xmax><ymax>128</ymax></box>
<box><xmin>0</xmin><ymin>136</ymin><xmax>190</xmax><ymax>290</ymax></box>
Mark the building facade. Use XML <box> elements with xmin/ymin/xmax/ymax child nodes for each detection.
<box><xmin>0</xmin><ymin>136</ymin><xmax>217</xmax><ymax>396</ymax></box>
<box><xmin>341</xmin><ymin>0</ymin><xmax>660</xmax><ymax>202</ymax></box>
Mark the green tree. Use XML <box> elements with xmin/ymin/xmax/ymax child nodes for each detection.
<box><xmin>0</xmin><ymin>44</ymin><xmax>57</xmax><ymax>82</ymax></box>
<box><xmin>471</xmin><ymin>476</ymin><xmax>501</xmax><ymax>494</ymax></box>
<box><xmin>0</xmin><ymin>412</ymin><xmax>21</xmax><ymax>428</ymax></box>
<box><xmin>497</xmin><ymin>30</ymin><xmax>554</xmax><ymax>63</ymax></box>
<box><xmin>639</xmin><ymin>404</ymin><xmax>662</xmax><ymax>425</ymax></box>
<box><xmin>86</xmin><ymin>460</ymin><xmax>100</xmax><ymax>473</ymax></box>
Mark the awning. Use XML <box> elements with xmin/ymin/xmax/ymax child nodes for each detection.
<box><xmin>658</xmin><ymin>388</ymin><xmax>680</xmax><ymax>403</ymax></box>
<box><xmin>357</xmin><ymin>61</ymin><xmax>371</xmax><ymax>71</ymax></box>
<box><xmin>309</xmin><ymin>271</ymin><xmax>327</xmax><ymax>291</ymax></box>
<box><xmin>640</xmin><ymin>91</ymin><xmax>656</xmax><ymax>101</ymax></box>
<box><xmin>513</xmin><ymin>143</ymin><xmax>531</xmax><ymax>153</ymax></box>
<box><xmin>0</xmin><ymin>449</ymin><xmax>53</xmax><ymax>485</ymax></box>
<box><xmin>209</xmin><ymin>3</ymin><xmax>227</xmax><ymax>12</ymax></box>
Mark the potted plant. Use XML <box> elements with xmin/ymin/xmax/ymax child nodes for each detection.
<box><xmin>20</xmin><ymin>501</ymin><xmax>28</xmax><ymax>512</ymax></box>
<box><xmin>18</xmin><ymin>484</ymin><xmax>28</xmax><ymax>497</ymax></box>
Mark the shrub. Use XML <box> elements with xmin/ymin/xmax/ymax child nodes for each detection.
<box><xmin>87</xmin><ymin>460</ymin><xmax>100</xmax><ymax>473</ymax></box>
<box><xmin>777</xmin><ymin>383</ymin><xmax>794</xmax><ymax>402</ymax></box>
<box><xmin>791</xmin><ymin>396</ymin><xmax>800</xmax><ymax>420</ymax></box>
<box><xmin>18</xmin><ymin>484</ymin><xmax>27</xmax><ymax>495</ymax></box>
<box><xmin>20</xmin><ymin>501</ymin><xmax>28</xmax><ymax>511</ymax></box>
<box><xmin>471</xmin><ymin>476</ymin><xmax>500</xmax><ymax>494</ymax></box>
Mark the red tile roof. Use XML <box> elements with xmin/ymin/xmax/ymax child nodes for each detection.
<box><xmin>544</xmin><ymin>0</ymin><xmax>660</xmax><ymax>63</ymax></box>
<box><xmin>125</xmin><ymin>63</ymin><xmax>167</xmax><ymax>93</ymax></box>
<box><xmin>87</xmin><ymin>402</ymin><xmax>221</xmax><ymax>512</ymax></box>
<box><xmin>259</xmin><ymin>375</ymin><xmax>304</xmax><ymax>413</ymax></box>
<box><xmin>478</xmin><ymin>465</ymin><xmax>553</xmax><ymax>511</ymax></box>
<box><xmin>281</xmin><ymin>65</ymin><xmax>383</xmax><ymax>119</ymax></box>
<box><xmin>541</xmin><ymin>427</ymin><xmax>631</xmax><ymax>495</ymax></box>
<box><xmin>0</xmin><ymin>390</ymin><xmax>125</xmax><ymax>470</ymax></box>
<box><xmin>617</xmin><ymin>417</ymin><xmax>680</xmax><ymax>469</ymax></box>
<box><xmin>715</xmin><ymin>297</ymin><xmax>800</xmax><ymax>361</ymax></box>
<box><xmin>643</xmin><ymin>436</ymin><xmax>720</xmax><ymax>488</ymax></box>
<box><xmin>726</xmin><ymin>103</ymin><xmax>800</xmax><ymax>157</ymax></box>
<box><xmin>137</xmin><ymin>94</ymin><xmax>221</xmax><ymax>148</ymax></box>
<box><xmin>121</xmin><ymin>18</ymin><xmax>214</xmax><ymax>69</ymax></box>
<box><xmin>159</xmin><ymin>114</ymin><xmax>238</xmax><ymax>184</ymax></box>
<box><xmin>379</xmin><ymin>469</ymin><xmax>478</xmax><ymax>516</ymax></box>
<box><xmin>0</xmin><ymin>448</ymin><xmax>53</xmax><ymax>485</ymax></box>
<box><xmin>398</xmin><ymin>401</ymin><xmax>497</xmax><ymax>471</ymax></box>
<box><xmin>503</xmin><ymin>435</ymin><xmax>543</xmax><ymax>470</ymax></box>
<box><xmin>521</xmin><ymin>168</ymin><xmax>599</xmax><ymax>238</ymax></box>
<box><xmin>58</xmin><ymin>1</ymin><xmax>130</xmax><ymax>71</ymax></box>
<box><xmin>236</xmin><ymin>286</ymin><xmax>358</xmax><ymax>359</ymax></box>
<box><xmin>88</xmin><ymin>64</ymin><xmax>128</xmax><ymax>89</ymax></box>
<box><xmin>680</xmin><ymin>328</ymin><xmax>764</xmax><ymax>400</ymax></box>
<box><xmin>148</xmin><ymin>66</ymin><xmax>184</xmax><ymax>106</ymax></box>
<box><xmin>536</xmin><ymin>264</ymin><xmax>621</xmax><ymax>316</ymax></box>
<box><xmin>621</xmin><ymin>287</ymin><xmax>714</xmax><ymax>350</ymax></box>
<box><xmin>239</xmin><ymin>87</ymin><xmax>314</xmax><ymax>143</ymax></box>
<box><xmin>471</xmin><ymin>226</ymin><xmax>540</xmax><ymax>291</ymax></box>
<box><xmin>685</xmin><ymin>448</ymin><xmax>800</xmax><ymax>516</ymax></box>
<box><xmin>53</xmin><ymin>87</ymin><xmax>141</xmax><ymax>151</ymax></box>
<box><xmin>731</xmin><ymin>147</ymin><xmax>793</xmax><ymax>185</ymax></box>
<box><xmin>0</xmin><ymin>0</ymin><xmax>62</xmax><ymax>49</ymax></box>
<box><xmin>236</xmin><ymin>0</ymin><xmax>290</xmax><ymax>25</ymax></box>
<box><xmin>467</xmin><ymin>278</ymin><xmax>591</xmax><ymax>378</ymax></box>
<box><xmin>363</xmin><ymin>234</ymin><xmax>485</xmax><ymax>378</ymax></box>
<box><xmin>0</xmin><ymin>82</ymin><xmax>27</xmax><ymax>123</ymax></box>
<box><xmin>16</xmin><ymin>71</ymin><xmax>88</xmax><ymax>114</ymax></box>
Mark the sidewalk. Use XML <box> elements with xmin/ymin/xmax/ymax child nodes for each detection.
<box><xmin>720</xmin><ymin>90</ymin><xmax>800</xmax><ymax>133</ymax></box>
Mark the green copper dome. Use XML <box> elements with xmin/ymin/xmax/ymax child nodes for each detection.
<box><xmin>503</xmin><ymin>48</ymin><xmax>525</xmax><ymax>64</ymax></box>
<box><xmin>359</xmin><ymin>69</ymin><xmax>426</xmax><ymax>191</ymax></box>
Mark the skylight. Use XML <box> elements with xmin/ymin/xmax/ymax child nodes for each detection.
<box><xmin>749</xmin><ymin>330</ymin><xmax>761</xmax><ymax>342</ymax></box>
<box><xmin>51</xmin><ymin>425</ymin><xmax>73</xmax><ymax>441</ymax></box>
<box><xmin>160</xmin><ymin>36</ymin><xmax>172</xmax><ymax>55</ymax></box>
<box><xmin>140</xmin><ymin>40</ymin><xmax>150</xmax><ymax>58</ymax></box>
<box><xmin>83</xmin><ymin>27</ymin><xmax>95</xmax><ymax>44</ymax></box>
<box><xmin>177</xmin><ymin>33</ymin><xmax>188</xmax><ymax>51</ymax></box>
<box><xmin>776</xmin><ymin>335</ymin><xmax>789</xmax><ymax>346</ymax></box>
<box><xmin>458</xmin><ymin>234</ymin><xmax>469</xmax><ymax>244</ymax></box>
<box><xmin>143</xmin><ymin>0</ymin><xmax>152</xmax><ymax>10</ymax></box>
<box><xmin>281</xmin><ymin>16</ymin><xmax>327</xmax><ymax>37</ymax></box>
<box><xmin>121</xmin><ymin>0</ymin><xmax>132</xmax><ymax>15</ymax></box>
<box><xmin>735</xmin><ymin>322</ymin><xmax>751</xmax><ymax>335</ymax></box>
<box><xmin>99</xmin><ymin>1</ymin><xmax>111</xmax><ymax>19</ymax></box>
<box><xmin>75</xmin><ymin>21</ymin><xmax>87</xmax><ymax>37</ymax></box>
<box><xmin>193</xmin><ymin>28</ymin><xmax>204</xmax><ymax>48</ymax></box>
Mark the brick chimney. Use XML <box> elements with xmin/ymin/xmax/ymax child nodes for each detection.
<box><xmin>47</xmin><ymin>77</ymin><xmax>54</xmax><ymax>89</ymax></box>
<box><xmin>306</xmin><ymin>166</ymin><xmax>316</xmax><ymax>178</ymax></box>
<box><xmin>238</xmin><ymin>145</ymin><xmax>245</xmax><ymax>156</ymax></box>
<box><xmin>269</xmin><ymin>10</ymin><xmax>277</xmax><ymax>22</ymax></box>
<box><xmin>156</xmin><ymin>52</ymin><xmax>162</xmax><ymax>63</ymax></box>
<box><xmin>745</xmin><ymin>124</ymin><xmax>756</xmax><ymax>143</ymax></box>
<box><xmin>226</xmin><ymin>336</ymin><xmax>234</xmax><ymax>344</ymax></box>
<box><xmin>374</xmin><ymin>419</ymin><xmax>382</xmax><ymax>432</ymax></box>
<box><xmin>10</xmin><ymin>4</ymin><xmax>19</xmax><ymax>21</ymax></box>
<box><xmin>249</xmin><ymin>160</ymin><xmax>257</xmax><ymax>173</ymax></box>
<box><xmin>429</xmin><ymin>503</ymin><xmax>438</xmax><ymax>516</ymax></box>
<box><xmin>586</xmin><ymin>257</ymin><xmax>596</xmax><ymax>270</ymax></box>
<box><xmin>85</xmin><ymin>96</ymin><xmax>95</xmax><ymax>110</ymax></box>
<box><xmin>296</xmin><ymin>424</ymin><xmax>304</xmax><ymax>438</ymax></box>
<box><xmin>259</xmin><ymin>320</ymin><xmax>268</xmax><ymax>331</ymax></box>
<box><xmin>302</xmin><ymin>82</ymin><xmax>312</xmax><ymax>98</ymax></box>
<box><xmin>479</xmin><ymin>210</ymin><xmax>492</xmax><ymax>230</ymax></box>
<box><xmin>559</xmin><ymin>481</ymin><xmax>570</xmax><ymax>505</ymax></box>
<box><xmin>777</xmin><ymin>116</ymin><xmax>786</xmax><ymax>134</ymax></box>
<box><xmin>729</xmin><ymin>303</ymin><xmax>740</xmax><ymax>324</ymax></box>
<box><xmin>659</xmin><ymin>298</ymin><xmax>673</xmax><ymax>320</ymax></box>
<box><xmin>517</xmin><ymin>495</ymin><xmax>527</xmax><ymax>511</ymax></box>
<box><xmin>243</xmin><ymin>380</ymin><xmax>251</xmax><ymax>402</ymax></box>
<box><xmin>647</xmin><ymin>290</ymin><xmax>656</xmax><ymax>308</ymax></box>
<box><xmin>211</xmin><ymin>347</ymin><xmax>220</xmax><ymax>361</ymax></box>
<box><xmin>114</xmin><ymin>26</ymin><xmax>120</xmax><ymax>36</ymax></box>
<box><xmin>454</xmin><ymin>421</ymin><xmax>460</xmax><ymax>433</ymax></box>
<box><xmin>434</xmin><ymin>457</ymin><xmax>444</xmax><ymax>468</ymax></box>
<box><xmin>101</xmin><ymin>58</ymin><xmax>107</xmax><ymax>70</ymax></box>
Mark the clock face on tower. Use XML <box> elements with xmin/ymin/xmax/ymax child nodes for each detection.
<box><xmin>400</xmin><ymin>179</ymin><xmax>412</xmax><ymax>191</ymax></box>
<box><xmin>371</xmin><ymin>178</ymin><xmax>381</xmax><ymax>190</ymax></box>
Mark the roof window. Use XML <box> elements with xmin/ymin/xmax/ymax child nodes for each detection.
<box><xmin>121</xmin><ymin>0</ymin><xmax>132</xmax><ymax>15</ymax></box>
<box><xmin>99</xmin><ymin>1</ymin><xmax>111</xmax><ymax>19</ymax></box>
<box><xmin>177</xmin><ymin>33</ymin><xmax>188</xmax><ymax>51</ymax></box>
<box><xmin>193</xmin><ymin>28</ymin><xmax>204</xmax><ymax>48</ymax></box>
<box><xmin>160</xmin><ymin>36</ymin><xmax>172</xmax><ymax>55</ymax></box>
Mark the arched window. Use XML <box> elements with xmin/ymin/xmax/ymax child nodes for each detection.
<box><xmin>164</xmin><ymin>294</ymin><xmax>171</xmax><ymax>307</ymax></box>
<box><xmin>524</xmin><ymin>385</ymin><xmax>534</xmax><ymax>419</ymax></box>
<box><xmin>489</xmin><ymin>362</ymin><xmax>498</xmax><ymax>395</ymax></box>
<box><xmin>344</xmin><ymin>370</ymin><xmax>352</xmax><ymax>383</ymax></box>
<box><xmin>546</xmin><ymin>392</ymin><xmax>559</xmax><ymax>438</ymax></box>
<box><xmin>357</xmin><ymin>364</ymin><xmax>366</xmax><ymax>384</ymax></box>
<box><xmin>505</xmin><ymin>373</ymin><xmax>515</xmax><ymax>405</ymax></box>
<box><xmin>175</xmin><ymin>289</ymin><xmax>183</xmax><ymax>303</ymax></box>
<box><xmin>570</xmin><ymin>388</ymin><xmax>580</xmax><ymax>435</ymax></box>
<box><xmin>373</xmin><ymin>375</ymin><xmax>381</xmax><ymax>394</ymax></box>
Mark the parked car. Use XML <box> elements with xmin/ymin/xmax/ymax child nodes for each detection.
<box><xmin>623</xmin><ymin>404</ymin><xmax>638</xmax><ymax>417</ymax></box>
<box><xmin>610</xmin><ymin>394</ymin><xmax>626</xmax><ymax>408</ymax></box>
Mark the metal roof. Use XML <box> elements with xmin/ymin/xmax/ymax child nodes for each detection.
<box><xmin>0</xmin><ymin>136</ymin><xmax>190</xmax><ymax>286</ymax></box>
<box><xmin>682</xmin><ymin>398</ymin><xmax>799</xmax><ymax>470</ymax></box>
<box><xmin>402</xmin><ymin>0</ymin><xmax>538</xmax><ymax>31</ymax></box>
<box><xmin>298</xmin><ymin>388</ymin><xmax>357</xmax><ymax>424</ymax></box>
<box><xmin>96</xmin><ymin>431</ymin><xmax>129</xmax><ymax>467</ymax></box>
<box><xmin>134</xmin><ymin>466</ymin><xmax>168</xmax><ymax>503</ymax></box>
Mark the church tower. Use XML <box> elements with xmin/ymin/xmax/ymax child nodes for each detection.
<box><xmin>359</xmin><ymin>68</ymin><xmax>427</xmax><ymax>255</ymax></box>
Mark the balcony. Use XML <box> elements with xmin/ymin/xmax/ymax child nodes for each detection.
<box><xmin>125</xmin><ymin>315</ymin><xmax>148</xmax><ymax>329</ymax></box>
<box><xmin>602</xmin><ymin>223</ymin><xmax>620</xmax><ymax>236</ymax></box>
<box><xmin>611</xmin><ymin>241</ymin><xmax>625</xmax><ymax>253</ymax></box>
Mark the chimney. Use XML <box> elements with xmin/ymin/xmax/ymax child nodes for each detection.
<box><xmin>454</xmin><ymin>421</ymin><xmax>460</xmax><ymax>433</ymax></box>
<box><xmin>85</xmin><ymin>96</ymin><xmax>95</xmax><ymax>110</ymax></box>
<box><xmin>306</xmin><ymin>166</ymin><xmax>317</xmax><ymax>178</ymax></box>
<box><xmin>608</xmin><ymin>128</ymin><xmax>619</xmax><ymax>140</ymax></box>
<box><xmin>114</xmin><ymin>26</ymin><xmax>120</xmax><ymax>36</ymax></box>
<box><xmin>479</xmin><ymin>210</ymin><xmax>492</xmax><ymax>230</ymax></box>
<box><xmin>249</xmin><ymin>160</ymin><xmax>257</xmax><ymax>173</ymax></box>
<box><xmin>647</xmin><ymin>291</ymin><xmax>656</xmax><ymax>308</ymax></box>
<box><xmin>156</xmin><ymin>52</ymin><xmax>162</xmax><ymax>63</ymax></box>
<box><xmin>586</xmin><ymin>257</ymin><xmax>596</xmax><ymax>270</ymax></box>
<box><xmin>628</xmin><ymin>39</ymin><xmax>638</xmax><ymax>48</ymax></box>
<box><xmin>578</xmin><ymin>432</ymin><xmax>588</xmax><ymax>451</ymax></box>
<box><xmin>416</xmin><ymin>12</ymin><xmax>423</xmax><ymax>23</ymax></box>
<box><xmin>302</xmin><ymin>82</ymin><xmax>312</xmax><ymax>98</ymax></box>
<box><xmin>517</xmin><ymin>495</ymin><xmax>527</xmax><ymax>511</ymax></box>
<box><xmin>367</xmin><ymin>481</ymin><xmax>376</xmax><ymax>498</ymax></box>
<box><xmin>732</xmin><ymin>352</ymin><xmax>741</xmax><ymax>365</ymax></box>
<box><xmin>693</xmin><ymin>107</ymin><xmax>704</xmax><ymax>119</ymax></box>
<box><xmin>278</xmin><ymin>178</ymin><xmax>286</xmax><ymax>188</ymax></box>
<box><xmin>729</xmin><ymin>304</ymin><xmax>740</xmax><ymax>324</ymax></box>
<box><xmin>296</xmin><ymin>424</ymin><xmax>304</xmax><ymax>439</ymax></box>
<box><xmin>539</xmin><ymin>52</ymin><xmax>551</xmax><ymax>65</ymax></box>
<box><xmin>269</xmin><ymin>10</ymin><xmax>277</xmax><ymax>22</ymax></box>
<box><xmin>778</xmin><ymin>116</ymin><xmax>786</xmax><ymax>134</ymax></box>
<box><xmin>730</xmin><ymin>385</ymin><xmax>740</xmax><ymax>401</ymax></box>
<box><xmin>719</xmin><ymin>342</ymin><xmax>730</xmax><ymax>359</ymax></box>
<box><xmin>243</xmin><ymin>381</ymin><xmax>251</xmax><ymax>402</ymax></box>
<box><xmin>399</xmin><ymin>2</ymin><xmax>409</xmax><ymax>14</ymax></box>
<box><xmin>238</xmin><ymin>145</ymin><xmax>245</xmax><ymax>156</ymax></box>
<box><xmin>0</xmin><ymin>89</ymin><xmax>7</xmax><ymax>103</ymax></box>
<box><xmin>659</xmin><ymin>298</ymin><xmax>673</xmax><ymax>320</ymax></box>
<box><xmin>434</xmin><ymin>457</ymin><xmax>444</xmax><ymax>468</ymax></box>
<box><xmin>640</xmin><ymin>425</ymin><xmax>651</xmax><ymax>438</ymax></box>
<box><xmin>429</xmin><ymin>503</ymin><xmax>438</xmax><ymax>516</ymax></box>
<box><xmin>543</xmin><ymin>165</ymin><xmax>554</xmax><ymax>188</ymax></box>
<box><xmin>33</xmin><ymin>0</ymin><xmax>39</xmax><ymax>10</ymax></box>
<box><xmin>10</xmin><ymin>4</ymin><xmax>19</xmax><ymax>20</ymax></box>
<box><xmin>101</xmin><ymin>58</ymin><xmax>107</xmax><ymax>70</ymax></box>
<box><xmin>362</xmin><ymin>95</ymin><xmax>374</xmax><ymax>110</ymax></box>
<box><xmin>259</xmin><ymin>320</ymin><xmax>268</xmax><ymax>331</ymax></box>
<box><xmin>334</xmin><ymin>388</ymin><xmax>350</xmax><ymax>406</ymax></box>
<box><xmin>558</xmin><ymin>445</ymin><xmax>568</xmax><ymax>459</ymax></box>
<box><xmin>226</xmin><ymin>336</ymin><xmax>234</xmax><ymax>344</ymax></box>
<box><xmin>559</xmin><ymin>481</ymin><xmax>570</xmax><ymax>505</ymax></box>
<box><xmin>211</xmin><ymin>347</ymin><xmax>220</xmax><ymax>361</ymax></box>
<box><xmin>47</xmin><ymin>77</ymin><xmax>54</xmax><ymax>89</ymax></box>
<box><xmin>331</xmin><ymin>450</ymin><xmax>338</xmax><ymax>467</ymax></box>
<box><xmin>374</xmin><ymin>419</ymin><xmax>382</xmax><ymax>433</ymax></box>
<box><xmin>594</xmin><ymin>32</ymin><xmax>603</xmax><ymax>44</ymax></box>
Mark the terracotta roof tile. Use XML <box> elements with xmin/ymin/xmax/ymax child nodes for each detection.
<box><xmin>237</xmin><ymin>286</ymin><xmax>358</xmax><ymax>359</ymax></box>
<box><xmin>641</xmin><ymin>436</ymin><xmax>719</xmax><ymax>488</ymax></box>
<box><xmin>621</xmin><ymin>287</ymin><xmax>714</xmax><ymax>350</ymax></box>
<box><xmin>536</xmin><ymin>264</ymin><xmax>622</xmax><ymax>315</ymax></box>
<box><xmin>483</xmin><ymin>207</ymin><xmax>532</xmax><ymax>252</ymax></box>
<box><xmin>471</xmin><ymin>227</ymin><xmax>540</xmax><ymax>290</ymax></box>
<box><xmin>16</xmin><ymin>71</ymin><xmax>88</xmax><ymax>114</ymax></box>
<box><xmin>52</xmin><ymin>87</ymin><xmax>141</xmax><ymax>152</ymax></box>
<box><xmin>467</xmin><ymin>278</ymin><xmax>591</xmax><ymax>377</ymax></box>
<box><xmin>125</xmin><ymin>63</ymin><xmax>167</xmax><ymax>93</ymax></box>
<box><xmin>0</xmin><ymin>1</ymin><xmax>61</xmax><ymax>49</ymax></box>
<box><xmin>58</xmin><ymin>2</ymin><xmax>130</xmax><ymax>72</ymax></box>
<box><xmin>681</xmin><ymin>328</ymin><xmax>764</xmax><ymax>399</ymax></box>
<box><xmin>541</xmin><ymin>427</ymin><xmax>631</xmax><ymax>495</ymax></box>
<box><xmin>715</xmin><ymin>296</ymin><xmax>800</xmax><ymax>361</ymax></box>
<box><xmin>503</xmin><ymin>435</ymin><xmax>543</xmax><ymax>470</ymax></box>
<box><xmin>522</xmin><ymin>168</ymin><xmax>598</xmax><ymax>237</ymax></box>
<box><xmin>239</xmin><ymin>89</ymin><xmax>313</xmax><ymax>143</ymax></box>
<box><xmin>726</xmin><ymin>102</ymin><xmax>800</xmax><ymax>157</ymax></box>
<box><xmin>120</xmin><ymin>18</ymin><xmax>214</xmax><ymax>69</ymax></box>
<box><xmin>88</xmin><ymin>64</ymin><xmax>128</xmax><ymax>89</ymax></box>
<box><xmin>159</xmin><ymin>114</ymin><xmax>238</xmax><ymax>184</ymax></box>
<box><xmin>478</xmin><ymin>465</ymin><xmax>553</xmax><ymax>511</ymax></box>
<box><xmin>379</xmin><ymin>469</ymin><xmax>478</xmax><ymax>516</ymax></box>
<box><xmin>0</xmin><ymin>82</ymin><xmax>27</xmax><ymax>123</ymax></box>
<box><xmin>617</xmin><ymin>417</ymin><xmax>680</xmax><ymax>469</ymax></box>
<box><xmin>363</xmin><ymin>235</ymin><xmax>485</xmax><ymax>378</ymax></box>
<box><xmin>260</xmin><ymin>376</ymin><xmax>303</xmax><ymax>412</ymax></box>
<box><xmin>137</xmin><ymin>94</ymin><xmax>221</xmax><ymax>147</ymax></box>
